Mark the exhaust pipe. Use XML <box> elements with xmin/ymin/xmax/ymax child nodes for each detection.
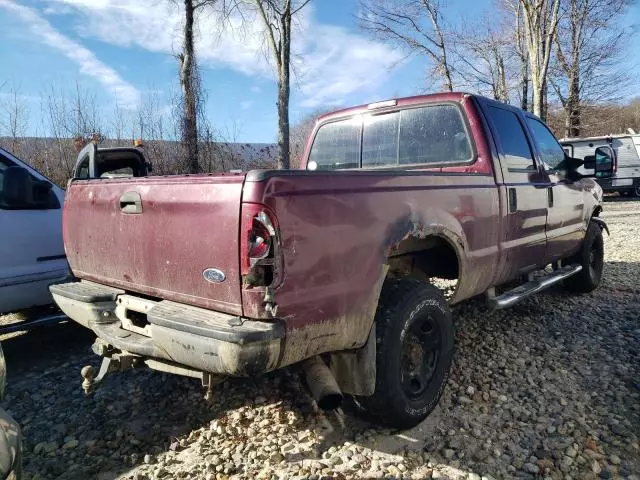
<box><xmin>302</xmin><ymin>356</ymin><xmax>343</xmax><ymax>410</ymax></box>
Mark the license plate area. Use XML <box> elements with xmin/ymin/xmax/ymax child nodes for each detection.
<box><xmin>115</xmin><ymin>295</ymin><xmax>156</xmax><ymax>337</ymax></box>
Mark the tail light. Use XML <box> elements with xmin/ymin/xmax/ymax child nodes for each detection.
<box><xmin>240</xmin><ymin>203</ymin><xmax>281</xmax><ymax>287</ymax></box>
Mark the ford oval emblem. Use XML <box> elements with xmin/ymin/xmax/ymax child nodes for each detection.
<box><xmin>203</xmin><ymin>268</ymin><xmax>226</xmax><ymax>283</ymax></box>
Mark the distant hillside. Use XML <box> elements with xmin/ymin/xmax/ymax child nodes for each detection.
<box><xmin>0</xmin><ymin>137</ymin><xmax>279</xmax><ymax>187</ymax></box>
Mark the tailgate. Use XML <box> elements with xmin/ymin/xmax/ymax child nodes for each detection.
<box><xmin>63</xmin><ymin>175</ymin><xmax>245</xmax><ymax>315</ymax></box>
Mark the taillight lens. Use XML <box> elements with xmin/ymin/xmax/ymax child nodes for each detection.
<box><xmin>240</xmin><ymin>204</ymin><xmax>280</xmax><ymax>284</ymax></box>
<box><xmin>248</xmin><ymin>230</ymin><xmax>270</xmax><ymax>260</ymax></box>
<box><xmin>248</xmin><ymin>213</ymin><xmax>273</xmax><ymax>262</ymax></box>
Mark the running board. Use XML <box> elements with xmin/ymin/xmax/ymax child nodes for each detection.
<box><xmin>488</xmin><ymin>265</ymin><xmax>582</xmax><ymax>310</ymax></box>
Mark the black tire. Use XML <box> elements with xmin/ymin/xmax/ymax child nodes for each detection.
<box><xmin>564</xmin><ymin>221</ymin><xmax>604</xmax><ymax>293</ymax></box>
<box><xmin>634</xmin><ymin>183</ymin><xmax>640</xmax><ymax>198</ymax></box>
<box><xmin>357</xmin><ymin>278</ymin><xmax>454</xmax><ymax>429</ymax></box>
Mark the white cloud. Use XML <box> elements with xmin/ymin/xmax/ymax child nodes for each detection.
<box><xmin>240</xmin><ymin>100</ymin><xmax>254</xmax><ymax>111</ymax></box>
<box><xmin>42</xmin><ymin>0</ymin><xmax>402</xmax><ymax>109</ymax></box>
<box><xmin>250</xmin><ymin>85</ymin><xmax>263</xmax><ymax>94</ymax></box>
<box><xmin>0</xmin><ymin>0</ymin><xmax>140</xmax><ymax>109</ymax></box>
<box><xmin>296</xmin><ymin>24</ymin><xmax>402</xmax><ymax>108</ymax></box>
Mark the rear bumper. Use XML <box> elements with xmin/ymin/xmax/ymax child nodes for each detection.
<box><xmin>50</xmin><ymin>281</ymin><xmax>284</xmax><ymax>377</ymax></box>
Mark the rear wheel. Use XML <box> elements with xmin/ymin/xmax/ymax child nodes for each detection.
<box><xmin>564</xmin><ymin>221</ymin><xmax>604</xmax><ymax>293</ymax></box>
<box><xmin>357</xmin><ymin>278</ymin><xmax>454</xmax><ymax>429</ymax></box>
<box><xmin>634</xmin><ymin>183</ymin><xmax>640</xmax><ymax>197</ymax></box>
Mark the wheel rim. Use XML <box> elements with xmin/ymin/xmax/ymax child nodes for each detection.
<box><xmin>400</xmin><ymin>313</ymin><xmax>441</xmax><ymax>399</ymax></box>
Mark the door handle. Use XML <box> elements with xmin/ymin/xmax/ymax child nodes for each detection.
<box><xmin>547</xmin><ymin>187</ymin><xmax>554</xmax><ymax>207</ymax></box>
<box><xmin>508</xmin><ymin>188</ymin><xmax>517</xmax><ymax>212</ymax></box>
<box><xmin>119</xmin><ymin>191</ymin><xmax>142</xmax><ymax>214</ymax></box>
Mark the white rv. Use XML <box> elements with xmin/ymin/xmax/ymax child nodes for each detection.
<box><xmin>561</xmin><ymin>133</ymin><xmax>640</xmax><ymax>196</ymax></box>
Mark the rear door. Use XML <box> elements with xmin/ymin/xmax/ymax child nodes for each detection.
<box><xmin>0</xmin><ymin>150</ymin><xmax>67</xmax><ymax>313</ymax></box>
<box><xmin>64</xmin><ymin>175</ymin><xmax>246</xmax><ymax>315</ymax></box>
<box><xmin>483</xmin><ymin>103</ymin><xmax>548</xmax><ymax>281</ymax></box>
<box><xmin>525</xmin><ymin>117</ymin><xmax>586</xmax><ymax>262</ymax></box>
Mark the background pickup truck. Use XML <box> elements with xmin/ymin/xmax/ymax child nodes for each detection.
<box><xmin>51</xmin><ymin>92</ymin><xmax>613</xmax><ymax>429</ymax></box>
<box><xmin>0</xmin><ymin>147</ymin><xmax>68</xmax><ymax>315</ymax></box>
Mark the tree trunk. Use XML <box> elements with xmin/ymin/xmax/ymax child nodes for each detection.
<box><xmin>521</xmin><ymin>0</ymin><xmax>560</xmax><ymax>119</ymax></box>
<box><xmin>181</xmin><ymin>0</ymin><xmax>199</xmax><ymax>173</ymax></box>
<box><xmin>521</xmin><ymin>60</ymin><xmax>529</xmax><ymax>111</ymax></box>
<box><xmin>441</xmin><ymin>50</ymin><xmax>454</xmax><ymax>92</ymax></box>
<box><xmin>541</xmin><ymin>76</ymin><xmax>548</xmax><ymax>121</ymax></box>
<box><xmin>277</xmin><ymin>7</ymin><xmax>291</xmax><ymax>170</ymax></box>
<box><xmin>564</xmin><ymin>69</ymin><xmax>581</xmax><ymax>137</ymax></box>
<box><xmin>497</xmin><ymin>56</ymin><xmax>508</xmax><ymax>102</ymax></box>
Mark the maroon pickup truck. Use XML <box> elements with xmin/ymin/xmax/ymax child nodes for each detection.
<box><xmin>51</xmin><ymin>93</ymin><xmax>613</xmax><ymax>428</ymax></box>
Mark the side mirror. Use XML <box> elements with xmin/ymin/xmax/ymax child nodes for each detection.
<box><xmin>583</xmin><ymin>155</ymin><xmax>596</xmax><ymax>170</ymax></box>
<box><xmin>2</xmin><ymin>166</ymin><xmax>34</xmax><ymax>207</ymax></box>
<box><xmin>594</xmin><ymin>146</ymin><xmax>614</xmax><ymax>178</ymax></box>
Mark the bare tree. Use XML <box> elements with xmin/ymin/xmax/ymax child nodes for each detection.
<box><xmin>518</xmin><ymin>0</ymin><xmax>561</xmax><ymax>119</ymax></box>
<box><xmin>0</xmin><ymin>86</ymin><xmax>29</xmax><ymax>154</ymax></box>
<box><xmin>248</xmin><ymin>0</ymin><xmax>311</xmax><ymax>170</ymax></box>
<box><xmin>454</xmin><ymin>21</ymin><xmax>511</xmax><ymax>102</ymax></box>
<box><xmin>177</xmin><ymin>0</ymin><xmax>201</xmax><ymax>173</ymax></box>
<box><xmin>513</xmin><ymin>2</ymin><xmax>530</xmax><ymax>109</ymax></box>
<box><xmin>36</xmin><ymin>83</ymin><xmax>104</xmax><ymax>185</ymax></box>
<box><xmin>546</xmin><ymin>97</ymin><xmax>640</xmax><ymax>137</ymax></box>
<box><xmin>289</xmin><ymin>109</ymin><xmax>328</xmax><ymax>168</ymax></box>
<box><xmin>174</xmin><ymin>0</ymin><xmax>230</xmax><ymax>173</ymax></box>
<box><xmin>551</xmin><ymin>0</ymin><xmax>632</xmax><ymax>137</ymax></box>
<box><xmin>70</xmin><ymin>82</ymin><xmax>102</xmax><ymax>140</ymax></box>
<box><xmin>359</xmin><ymin>0</ymin><xmax>454</xmax><ymax>92</ymax></box>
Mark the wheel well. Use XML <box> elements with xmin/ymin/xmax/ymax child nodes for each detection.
<box><xmin>387</xmin><ymin>235</ymin><xmax>460</xmax><ymax>282</ymax></box>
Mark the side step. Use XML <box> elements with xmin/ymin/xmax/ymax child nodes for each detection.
<box><xmin>488</xmin><ymin>264</ymin><xmax>582</xmax><ymax>310</ymax></box>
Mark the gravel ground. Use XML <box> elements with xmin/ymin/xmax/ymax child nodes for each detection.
<box><xmin>1</xmin><ymin>197</ymin><xmax>639</xmax><ymax>480</ymax></box>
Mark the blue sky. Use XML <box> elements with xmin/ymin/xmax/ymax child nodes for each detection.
<box><xmin>0</xmin><ymin>0</ymin><xmax>639</xmax><ymax>143</ymax></box>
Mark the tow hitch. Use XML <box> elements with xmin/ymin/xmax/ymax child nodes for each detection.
<box><xmin>80</xmin><ymin>338</ymin><xmax>225</xmax><ymax>397</ymax></box>
<box><xmin>81</xmin><ymin>352</ymin><xmax>140</xmax><ymax>395</ymax></box>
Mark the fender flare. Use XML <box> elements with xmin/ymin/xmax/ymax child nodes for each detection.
<box><xmin>591</xmin><ymin>217</ymin><xmax>610</xmax><ymax>236</ymax></box>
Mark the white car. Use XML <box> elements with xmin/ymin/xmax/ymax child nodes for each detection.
<box><xmin>0</xmin><ymin>147</ymin><xmax>69</xmax><ymax>314</ymax></box>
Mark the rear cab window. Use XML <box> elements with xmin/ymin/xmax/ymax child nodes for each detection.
<box><xmin>308</xmin><ymin>103</ymin><xmax>473</xmax><ymax>170</ymax></box>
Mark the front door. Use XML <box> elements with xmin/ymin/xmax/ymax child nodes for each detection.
<box><xmin>483</xmin><ymin>103</ymin><xmax>549</xmax><ymax>283</ymax></box>
<box><xmin>525</xmin><ymin>117</ymin><xmax>586</xmax><ymax>262</ymax></box>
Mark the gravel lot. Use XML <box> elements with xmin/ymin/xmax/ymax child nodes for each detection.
<box><xmin>2</xmin><ymin>197</ymin><xmax>639</xmax><ymax>480</ymax></box>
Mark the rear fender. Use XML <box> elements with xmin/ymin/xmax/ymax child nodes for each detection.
<box><xmin>384</xmin><ymin>212</ymin><xmax>468</xmax><ymax>302</ymax></box>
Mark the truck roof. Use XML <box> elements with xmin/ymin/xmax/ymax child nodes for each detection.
<box><xmin>317</xmin><ymin>92</ymin><xmax>474</xmax><ymax>124</ymax></box>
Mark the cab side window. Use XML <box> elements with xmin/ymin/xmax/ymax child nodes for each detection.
<box><xmin>526</xmin><ymin>117</ymin><xmax>566</xmax><ymax>172</ymax></box>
